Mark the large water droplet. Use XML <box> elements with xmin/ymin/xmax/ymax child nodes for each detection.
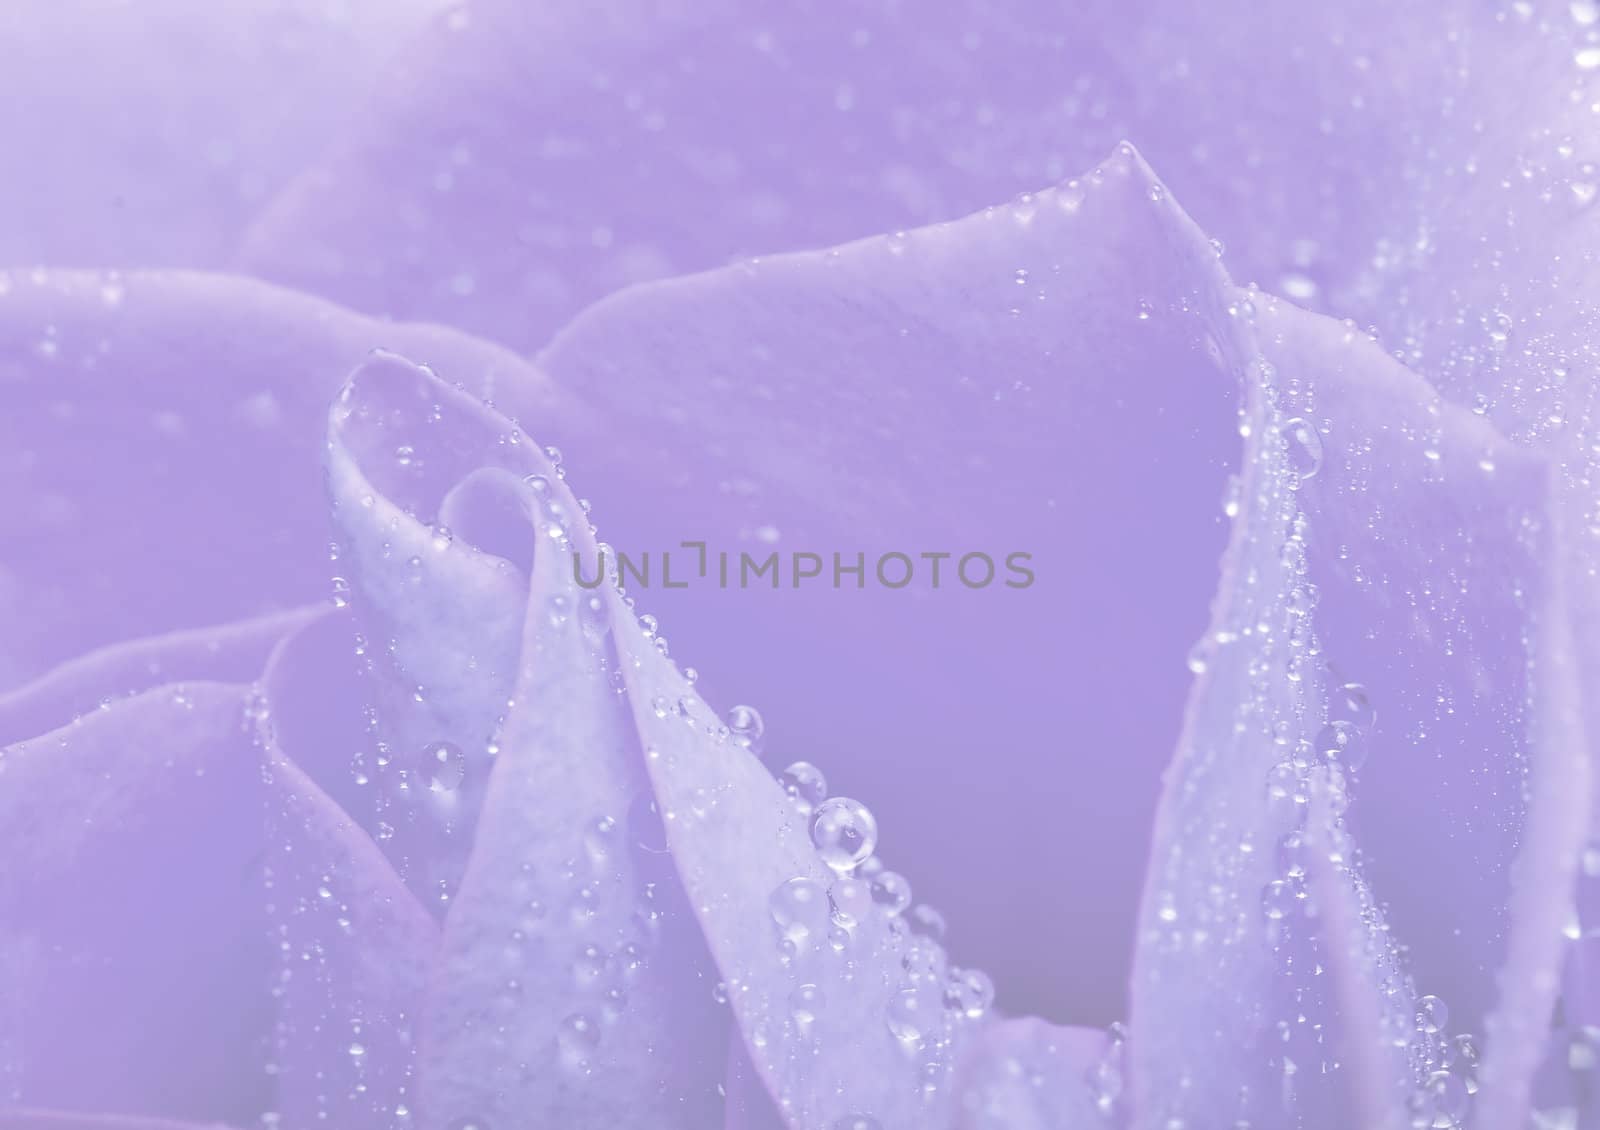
<box><xmin>420</xmin><ymin>741</ymin><xmax>466</xmax><ymax>792</ymax></box>
<box><xmin>870</xmin><ymin>870</ymin><xmax>913</xmax><ymax>914</ymax></box>
<box><xmin>885</xmin><ymin>987</ymin><xmax>934</xmax><ymax>1043</ymax></box>
<box><xmin>1283</xmin><ymin>416</ymin><xmax>1323</xmax><ymax>480</ymax></box>
<box><xmin>727</xmin><ymin>704</ymin><xmax>765</xmax><ymax>754</ymax></box>
<box><xmin>1316</xmin><ymin>720</ymin><xmax>1369</xmax><ymax>771</ymax></box>
<box><xmin>1418</xmin><ymin>994</ymin><xmax>1449</xmax><ymax>1035</ymax></box>
<box><xmin>944</xmin><ymin>967</ymin><xmax>995</xmax><ymax>1019</ymax></box>
<box><xmin>779</xmin><ymin>760</ymin><xmax>828</xmax><ymax>814</ymax></box>
<box><xmin>770</xmin><ymin>876</ymin><xmax>830</xmax><ymax>940</ymax></box>
<box><xmin>811</xmin><ymin>797</ymin><xmax>878</xmax><ymax>872</ymax></box>
<box><xmin>830</xmin><ymin>877</ymin><xmax>873</xmax><ymax>928</ymax></box>
<box><xmin>789</xmin><ymin>983</ymin><xmax>825</xmax><ymax>1031</ymax></box>
<box><xmin>1329</xmin><ymin>680</ymin><xmax>1376</xmax><ymax>733</ymax></box>
<box><xmin>557</xmin><ymin>1013</ymin><xmax>601</xmax><ymax>1071</ymax></box>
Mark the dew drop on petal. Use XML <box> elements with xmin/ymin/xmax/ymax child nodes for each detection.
<box><xmin>557</xmin><ymin>1013</ymin><xmax>601</xmax><ymax>1072</ymax></box>
<box><xmin>1276</xmin><ymin>830</ymin><xmax>1309</xmax><ymax>879</ymax></box>
<box><xmin>779</xmin><ymin>760</ymin><xmax>828</xmax><ymax>814</ymax></box>
<box><xmin>1283</xmin><ymin>416</ymin><xmax>1323</xmax><ymax>480</ymax></box>
<box><xmin>770</xmin><ymin>876</ymin><xmax>830</xmax><ymax>940</ymax></box>
<box><xmin>811</xmin><ymin>797</ymin><xmax>878</xmax><ymax>872</ymax></box>
<box><xmin>1316</xmin><ymin>719</ymin><xmax>1369</xmax><ymax>771</ymax></box>
<box><xmin>908</xmin><ymin>904</ymin><xmax>947</xmax><ymax>939</ymax></box>
<box><xmin>1329</xmin><ymin>680</ymin><xmax>1377</xmax><ymax>733</ymax></box>
<box><xmin>831</xmin><ymin>1117</ymin><xmax>883</xmax><ymax>1130</ymax></box>
<box><xmin>869</xmin><ymin>870</ymin><xmax>913</xmax><ymax>914</ymax></box>
<box><xmin>1418</xmin><ymin>994</ymin><xmax>1449</xmax><ymax>1035</ymax></box>
<box><xmin>420</xmin><ymin>741</ymin><xmax>466</xmax><ymax>792</ymax></box>
<box><xmin>789</xmin><ymin>983</ymin><xmax>825</xmax><ymax>1030</ymax></box>
<box><xmin>727</xmin><ymin>703</ymin><xmax>765</xmax><ymax>754</ymax></box>
<box><xmin>944</xmin><ymin>967</ymin><xmax>995</xmax><ymax>1019</ymax></box>
<box><xmin>830</xmin><ymin>876</ymin><xmax>873</xmax><ymax>928</ymax></box>
<box><xmin>885</xmin><ymin>987</ymin><xmax>933</xmax><ymax>1043</ymax></box>
<box><xmin>1261</xmin><ymin>878</ymin><xmax>1299</xmax><ymax>922</ymax></box>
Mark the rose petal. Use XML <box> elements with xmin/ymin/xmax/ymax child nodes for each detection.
<box><xmin>418</xmin><ymin>456</ymin><xmax>728</xmax><ymax>1129</ymax></box>
<box><xmin>0</xmin><ymin>269</ymin><xmax>567</xmax><ymax>690</ymax></box>
<box><xmin>1258</xmin><ymin>297</ymin><xmax>1587</xmax><ymax>1128</ymax></box>
<box><xmin>950</xmin><ymin>1018</ymin><xmax>1114</xmax><ymax>1129</ymax></box>
<box><xmin>0</xmin><ymin>1113</ymin><xmax>244</xmax><ymax>1130</ymax></box>
<box><xmin>234</xmin><ymin>0</ymin><xmax>1149</xmax><ymax>349</ymax></box>
<box><xmin>0</xmin><ymin>683</ymin><xmax>273</xmax><ymax>1124</ymax></box>
<box><xmin>0</xmin><ymin>0</ymin><xmax>441</xmax><ymax>265</ymax></box>
<box><xmin>0</xmin><ymin>607</ymin><xmax>317</xmax><ymax>747</ymax></box>
<box><xmin>331</xmin><ymin>354</ymin><xmax>977</xmax><ymax>1128</ymax></box>
<box><xmin>255</xmin><ymin>610</ymin><xmax>441</xmax><ymax>1130</ymax></box>
<box><xmin>1128</xmin><ymin>289</ymin><xmax>1569</xmax><ymax>1126</ymax></box>
<box><xmin>533</xmin><ymin>144</ymin><xmax>1248</xmax><ymax>1024</ymax></box>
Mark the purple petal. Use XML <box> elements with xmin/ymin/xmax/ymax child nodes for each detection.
<box><xmin>0</xmin><ymin>0</ymin><xmax>437</xmax><ymax>265</ymax></box>
<box><xmin>0</xmin><ymin>269</ymin><xmax>564</xmax><ymax>690</ymax></box>
<box><xmin>533</xmin><ymin>145</ymin><xmax>1245</xmax><ymax>1025</ymax></box>
<box><xmin>949</xmin><ymin>1018</ymin><xmax>1114</xmax><ymax>1129</ymax></box>
<box><xmin>328</xmin><ymin>354</ymin><xmax>977</xmax><ymax>1128</ymax></box>
<box><xmin>256</xmin><ymin>610</ymin><xmax>441</xmax><ymax>1130</ymax></box>
<box><xmin>0</xmin><ymin>1113</ymin><xmax>244</xmax><ymax>1130</ymax></box>
<box><xmin>0</xmin><ymin>683</ymin><xmax>273</xmax><ymax>1124</ymax></box>
<box><xmin>0</xmin><ymin>607</ymin><xmax>318</xmax><ymax>748</ymax></box>
<box><xmin>1128</xmin><ymin>290</ymin><xmax>1571</xmax><ymax>1126</ymax></box>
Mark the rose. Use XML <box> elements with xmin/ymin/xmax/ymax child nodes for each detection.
<box><xmin>2</xmin><ymin>2</ymin><xmax>1597</xmax><ymax>1129</ymax></box>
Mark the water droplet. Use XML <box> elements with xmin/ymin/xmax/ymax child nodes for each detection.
<box><xmin>869</xmin><ymin>870</ymin><xmax>913</xmax><ymax>914</ymax></box>
<box><xmin>1422</xmin><ymin>1069</ymin><xmax>1469</xmax><ymax>1122</ymax></box>
<box><xmin>1265</xmin><ymin>761</ymin><xmax>1310</xmax><ymax>827</ymax></box>
<box><xmin>901</xmin><ymin>935</ymin><xmax>947</xmax><ymax>984</ymax></box>
<box><xmin>944</xmin><ymin>967</ymin><xmax>995</xmax><ymax>1019</ymax></box>
<box><xmin>446</xmin><ymin>1119</ymin><xmax>489</xmax><ymax>1130</ymax></box>
<box><xmin>789</xmin><ymin>983</ymin><xmax>825</xmax><ymax>1030</ymax></box>
<box><xmin>727</xmin><ymin>704</ymin><xmax>765</xmax><ymax>754</ymax></box>
<box><xmin>779</xmin><ymin>760</ymin><xmax>828</xmax><ymax>814</ymax></box>
<box><xmin>1575</xmin><ymin>0</ymin><xmax>1599</xmax><ymax>23</ymax></box>
<box><xmin>885</xmin><ymin>987</ymin><xmax>934</xmax><ymax>1043</ymax></box>
<box><xmin>830</xmin><ymin>877</ymin><xmax>873</xmax><ymax>928</ymax></box>
<box><xmin>1277</xmin><ymin>830</ymin><xmax>1309</xmax><ymax>879</ymax></box>
<box><xmin>1418</xmin><ymin>994</ymin><xmax>1449</xmax><ymax>1035</ymax></box>
<box><xmin>1577</xmin><ymin>45</ymin><xmax>1600</xmax><ymax>69</ymax></box>
<box><xmin>770</xmin><ymin>876</ymin><xmax>830</xmax><ymax>940</ymax></box>
<box><xmin>811</xmin><ymin>797</ymin><xmax>878</xmax><ymax>872</ymax></box>
<box><xmin>831</xmin><ymin>1117</ymin><xmax>882</xmax><ymax>1130</ymax></box>
<box><xmin>908</xmin><ymin>904</ymin><xmax>947</xmax><ymax>940</ymax></box>
<box><xmin>1261</xmin><ymin>878</ymin><xmax>1301</xmax><ymax>921</ymax></box>
<box><xmin>420</xmin><ymin>741</ymin><xmax>466</xmax><ymax>792</ymax></box>
<box><xmin>557</xmin><ymin>1013</ymin><xmax>601</xmax><ymax>1071</ymax></box>
<box><xmin>1283</xmin><ymin>417</ymin><xmax>1323</xmax><ymax>480</ymax></box>
<box><xmin>1316</xmin><ymin>720</ymin><xmax>1369</xmax><ymax>771</ymax></box>
<box><xmin>628</xmin><ymin>791</ymin><xmax>669</xmax><ymax>854</ymax></box>
<box><xmin>1329</xmin><ymin>681</ymin><xmax>1376</xmax><ymax>733</ymax></box>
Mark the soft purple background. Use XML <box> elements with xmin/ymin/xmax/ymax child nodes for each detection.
<box><xmin>2</xmin><ymin>3</ymin><xmax>1598</xmax><ymax>1129</ymax></box>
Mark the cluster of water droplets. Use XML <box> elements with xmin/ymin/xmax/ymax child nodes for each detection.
<box><xmin>734</xmin><ymin>699</ymin><xmax>997</xmax><ymax>1123</ymax></box>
